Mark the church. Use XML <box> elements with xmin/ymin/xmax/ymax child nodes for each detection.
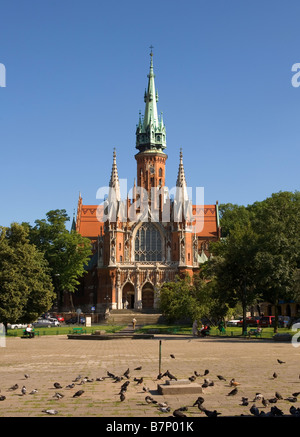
<box><xmin>70</xmin><ymin>51</ymin><xmax>221</xmax><ymax>314</ymax></box>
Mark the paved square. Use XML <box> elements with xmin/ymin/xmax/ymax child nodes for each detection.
<box><xmin>0</xmin><ymin>335</ymin><xmax>299</xmax><ymax>417</ymax></box>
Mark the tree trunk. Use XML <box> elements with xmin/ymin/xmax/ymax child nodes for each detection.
<box><xmin>274</xmin><ymin>294</ymin><xmax>279</xmax><ymax>334</ymax></box>
<box><xmin>242</xmin><ymin>281</ymin><xmax>247</xmax><ymax>334</ymax></box>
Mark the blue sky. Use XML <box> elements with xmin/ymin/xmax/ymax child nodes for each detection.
<box><xmin>1</xmin><ymin>0</ymin><xmax>300</xmax><ymax>228</ymax></box>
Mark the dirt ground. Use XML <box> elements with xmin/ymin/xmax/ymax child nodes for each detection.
<box><xmin>0</xmin><ymin>334</ymin><xmax>300</xmax><ymax>418</ymax></box>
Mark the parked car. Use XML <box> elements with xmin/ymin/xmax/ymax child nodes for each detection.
<box><xmin>236</xmin><ymin>317</ymin><xmax>260</xmax><ymax>327</ymax></box>
<box><xmin>259</xmin><ymin>316</ymin><xmax>274</xmax><ymax>327</ymax></box>
<box><xmin>65</xmin><ymin>316</ymin><xmax>85</xmax><ymax>325</ymax></box>
<box><xmin>7</xmin><ymin>323</ymin><xmax>27</xmax><ymax>330</ymax></box>
<box><xmin>32</xmin><ymin>318</ymin><xmax>60</xmax><ymax>328</ymax></box>
<box><xmin>226</xmin><ymin>318</ymin><xmax>243</xmax><ymax>327</ymax></box>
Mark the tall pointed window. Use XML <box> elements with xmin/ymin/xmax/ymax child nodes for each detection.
<box><xmin>134</xmin><ymin>223</ymin><xmax>162</xmax><ymax>261</ymax></box>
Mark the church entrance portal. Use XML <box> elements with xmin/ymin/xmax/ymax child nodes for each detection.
<box><xmin>142</xmin><ymin>282</ymin><xmax>154</xmax><ymax>309</ymax></box>
<box><xmin>122</xmin><ymin>283</ymin><xmax>135</xmax><ymax>309</ymax></box>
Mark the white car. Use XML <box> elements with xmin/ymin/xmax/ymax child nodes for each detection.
<box><xmin>226</xmin><ymin>318</ymin><xmax>242</xmax><ymax>327</ymax></box>
<box><xmin>7</xmin><ymin>323</ymin><xmax>28</xmax><ymax>330</ymax></box>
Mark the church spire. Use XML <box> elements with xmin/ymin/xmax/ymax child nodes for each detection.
<box><xmin>176</xmin><ymin>148</ymin><xmax>187</xmax><ymax>188</ymax></box>
<box><xmin>109</xmin><ymin>148</ymin><xmax>121</xmax><ymax>201</ymax></box>
<box><xmin>136</xmin><ymin>48</ymin><xmax>166</xmax><ymax>154</ymax></box>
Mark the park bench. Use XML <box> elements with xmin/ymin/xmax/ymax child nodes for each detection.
<box><xmin>72</xmin><ymin>327</ymin><xmax>84</xmax><ymax>334</ymax></box>
<box><xmin>21</xmin><ymin>328</ymin><xmax>38</xmax><ymax>338</ymax></box>
<box><xmin>248</xmin><ymin>328</ymin><xmax>263</xmax><ymax>338</ymax></box>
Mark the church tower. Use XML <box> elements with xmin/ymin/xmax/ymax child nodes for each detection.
<box><xmin>135</xmin><ymin>49</ymin><xmax>167</xmax><ymax>207</ymax></box>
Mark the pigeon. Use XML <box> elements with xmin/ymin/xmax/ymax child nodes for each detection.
<box><xmin>120</xmin><ymin>392</ymin><xmax>126</xmax><ymax>402</ymax></box>
<box><xmin>203</xmin><ymin>369</ymin><xmax>209</xmax><ymax>376</ymax></box>
<box><xmin>24</xmin><ymin>374</ymin><xmax>30</xmax><ymax>379</ymax></box>
<box><xmin>204</xmin><ymin>409</ymin><xmax>221</xmax><ymax>417</ymax></box>
<box><xmin>96</xmin><ymin>377</ymin><xmax>104</xmax><ymax>381</ymax></box>
<box><xmin>134</xmin><ymin>366</ymin><xmax>142</xmax><ymax>371</ymax></box>
<box><xmin>156</xmin><ymin>373</ymin><xmax>163</xmax><ymax>380</ymax></box>
<box><xmin>53</xmin><ymin>392</ymin><xmax>64</xmax><ymax>399</ymax></box>
<box><xmin>250</xmin><ymin>404</ymin><xmax>260</xmax><ymax>416</ymax></box>
<box><xmin>158</xmin><ymin>402</ymin><xmax>169</xmax><ymax>408</ymax></box>
<box><xmin>145</xmin><ymin>395</ymin><xmax>157</xmax><ymax>404</ymax></box>
<box><xmin>173</xmin><ymin>409</ymin><xmax>186</xmax><ymax>417</ymax></box>
<box><xmin>217</xmin><ymin>375</ymin><xmax>226</xmax><ymax>381</ymax></box>
<box><xmin>227</xmin><ymin>387</ymin><xmax>238</xmax><ymax>396</ymax></box>
<box><xmin>229</xmin><ymin>378</ymin><xmax>240</xmax><ymax>387</ymax></box>
<box><xmin>277</xmin><ymin>359</ymin><xmax>285</xmax><ymax>364</ymax></box>
<box><xmin>142</xmin><ymin>386</ymin><xmax>150</xmax><ymax>392</ymax></box>
<box><xmin>189</xmin><ymin>375</ymin><xmax>196</xmax><ymax>382</ymax></box>
<box><xmin>193</xmin><ymin>396</ymin><xmax>205</xmax><ymax>407</ymax></box>
<box><xmin>194</xmin><ymin>371</ymin><xmax>201</xmax><ymax>377</ymax></box>
<box><xmin>21</xmin><ymin>386</ymin><xmax>26</xmax><ymax>395</ymax></box>
<box><xmin>134</xmin><ymin>377</ymin><xmax>143</xmax><ymax>385</ymax></box>
<box><xmin>123</xmin><ymin>368</ymin><xmax>130</xmax><ymax>378</ymax></box>
<box><xmin>113</xmin><ymin>376</ymin><xmax>123</xmax><ymax>383</ymax></box>
<box><xmin>8</xmin><ymin>384</ymin><xmax>18</xmax><ymax>391</ymax></box>
<box><xmin>270</xmin><ymin>406</ymin><xmax>284</xmax><ymax>416</ymax></box>
<box><xmin>272</xmin><ymin>372</ymin><xmax>278</xmax><ymax>379</ymax></box>
<box><xmin>72</xmin><ymin>375</ymin><xmax>82</xmax><ymax>382</ymax></box>
<box><xmin>43</xmin><ymin>409</ymin><xmax>59</xmax><ymax>415</ymax></box>
<box><xmin>285</xmin><ymin>397</ymin><xmax>298</xmax><ymax>403</ymax></box>
<box><xmin>159</xmin><ymin>406</ymin><xmax>171</xmax><ymax>413</ymax></box>
<box><xmin>290</xmin><ymin>406</ymin><xmax>300</xmax><ymax>416</ymax></box>
<box><xmin>262</xmin><ymin>398</ymin><xmax>269</xmax><ymax>407</ymax></box>
<box><xmin>66</xmin><ymin>383</ymin><xmax>75</xmax><ymax>389</ymax></box>
<box><xmin>29</xmin><ymin>389</ymin><xmax>38</xmax><ymax>395</ymax></box>
<box><xmin>73</xmin><ymin>390</ymin><xmax>84</xmax><ymax>398</ymax></box>
<box><xmin>107</xmin><ymin>371</ymin><xmax>116</xmax><ymax>378</ymax></box>
<box><xmin>292</xmin><ymin>392</ymin><xmax>300</xmax><ymax>397</ymax></box>
<box><xmin>275</xmin><ymin>391</ymin><xmax>283</xmax><ymax>400</ymax></box>
<box><xmin>268</xmin><ymin>397</ymin><xmax>278</xmax><ymax>404</ymax></box>
<box><xmin>253</xmin><ymin>393</ymin><xmax>264</xmax><ymax>402</ymax></box>
<box><xmin>121</xmin><ymin>380</ymin><xmax>130</xmax><ymax>391</ymax></box>
<box><xmin>240</xmin><ymin>397</ymin><xmax>249</xmax><ymax>406</ymax></box>
<box><xmin>170</xmin><ymin>354</ymin><xmax>175</xmax><ymax>359</ymax></box>
<box><xmin>53</xmin><ymin>382</ymin><xmax>62</xmax><ymax>389</ymax></box>
<box><xmin>0</xmin><ymin>395</ymin><xmax>6</xmax><ymax>401</ymax></box>
<box><xmin>166</xmin><ymin>370</ymin><xmax>177</xmax><ymax>381</ymax></box>
<box><xmin>202</xmin><ymin>381</ymin><xmax>209</xmax><ymax>388</ymax></box>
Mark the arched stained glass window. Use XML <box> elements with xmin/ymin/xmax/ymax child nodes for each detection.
<box><xmin>134</xmin><ymin>223</ymin><xmax>162</xmax><ymax>261</ymax></box>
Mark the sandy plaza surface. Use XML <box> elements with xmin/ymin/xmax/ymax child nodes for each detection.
<box><xmin>0</xmin><ymin>334</ymin><xmax>300</xmax><ymax>425</ymax></box>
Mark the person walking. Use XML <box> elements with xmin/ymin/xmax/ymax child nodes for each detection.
<box><xmin>132</xmin><ymin>317</ymin><xmax>137</xmax><ymax>330</ymax></box>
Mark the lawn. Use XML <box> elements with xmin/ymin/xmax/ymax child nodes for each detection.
<box><xmin>135</xmin><ymin>324</ymin><xmax>295</xmax><ymax>339</ymax></box>
<box><xmin>6</xmin><ymin>324</ymin><xmax>126</xmax><ymax>337</ymax></box>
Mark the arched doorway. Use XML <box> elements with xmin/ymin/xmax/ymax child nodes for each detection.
<box><xmin>142</xmin><ymin>282</ymin><xmax>154</xmax><ymax>309</ymax></box>
<box><xmin>122</xmin><ymin>282</ymin><xmax>135</xmax><ymax>309</ymax></box>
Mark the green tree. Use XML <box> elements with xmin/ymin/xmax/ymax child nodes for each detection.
<box><xmin>251</xmin><ymin>191</ymin><xmax>300</xmax><ymax>332</ymax></box>
<box><xmin>209</xmin><ymin>221</ymin><xmax>261</xmax><ymax>333</ymax></box>
<box><xmin>25</xmin><ymin>209</ymin><xmax>92</xmax><ymax>310</ymax></box>
<box><xmin>158</xmin><ymin>273</ymin><xmax>218</xmax><ymax>324</ymax></box>
<box><xmin>0</xmin><ymin>223</ymin><xmax>55</xmax><ymax>330</ymax></box>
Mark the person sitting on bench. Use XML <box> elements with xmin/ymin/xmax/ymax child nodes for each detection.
<box><xmin>24</xmin><ymin>324</ymin><xmax>34</xmax><ymax>338</ymax></box>
<box><xmin>199</xmin><ymin>325</ymin><xmax>210</xmax><ymax>337</ymax></box>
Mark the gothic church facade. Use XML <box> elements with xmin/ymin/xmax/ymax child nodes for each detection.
<box><xmin>71</xmin><ymin>52</ymin><xmax>221</xmax><ymax>313</ymax></box>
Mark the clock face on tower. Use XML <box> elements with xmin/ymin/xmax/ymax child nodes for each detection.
<box><xmin>149</xmin><ymin>165</ymin><xmax>155</xmax><ymax>174</ymax></box>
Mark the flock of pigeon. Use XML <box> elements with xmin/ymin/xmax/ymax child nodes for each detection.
<box><xmin>0</xmin><ymin>356</ymin><xmax>299</xmax><ymax>417</ymax></box>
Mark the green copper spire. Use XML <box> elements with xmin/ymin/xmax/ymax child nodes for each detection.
<box><xmin>136</xmin><ymin>48</ymin><xmax>166</xmax><ymax>154</ymax></box>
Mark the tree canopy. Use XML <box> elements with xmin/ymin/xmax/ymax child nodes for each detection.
<box><xmin>0</xmin><ymin>223</ymin><xmax>55</xmax><ymax>327</ymax></box>
<box><xmin>24</xmin><ymin>209</ymin><xmax>92</xmax><ymax>307</ymax></box>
